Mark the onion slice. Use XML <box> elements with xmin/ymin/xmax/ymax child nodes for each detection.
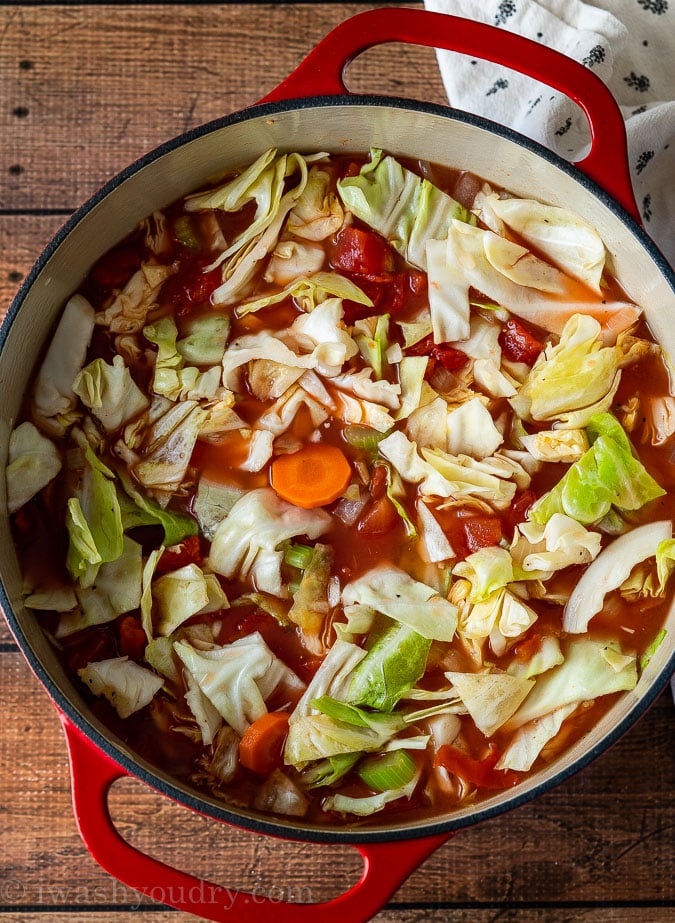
<box><xmin>563</xmin><ymin>520</ymin><xmax>672</xmax><ymax>633</ymax></box>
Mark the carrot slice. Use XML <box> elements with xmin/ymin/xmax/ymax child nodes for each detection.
<box><xmin>270</xmin><ymin>443</ymin><xmax>352</xmax><ymax>509</ymax></box>
<box><xmin>239</xmin><ymin>711</ymin><xmax>291</xmax><ymax>776</ymax></box>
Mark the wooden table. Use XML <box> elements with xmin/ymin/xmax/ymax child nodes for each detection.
<box><xmin>0</xmin><ymin>3</ymin><xmax>673</xmax><ymax>921</ymax></box>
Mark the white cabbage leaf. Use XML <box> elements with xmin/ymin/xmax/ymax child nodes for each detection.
<box><xmin>31</xmin><ymin>295</ymin><xmax>95</xmax><ymax>434</ymax></box>
<box><xmin>78</xmin><ymin>656</ymin><xmax>163</xmax><ymax>719</ymax></box>
<box><xmin>95</xmin><ymin>263</ymin><xmax>171</xmax><ymax>334</ymax></box>
<box><xmin>132</xmin><ymin>400</ymin><xmax>209</xmax><ymax>493</ymax></box>
<box><xmin>208</xmin><ymin>487</ymin><xmax>331</xmax><ymax>597</ymax></box>
<box><xmin>445</xmin><ymin>670</ymin><xmax>535</xmax><ymax>736</ymax></box>
<box><xmin>257</xmin><ymin>384</ymin><xmax>330</xmax><ymax>436</ymax></box>
<box><xmin>446</xmin><ymin>397</ymin><xmax>504</xmax><ymax>459</ymax></box>
<box><xmin>416</xmin><ymin>500</ymin><xmax>456</xmax><ymax>563</ymax></box>
<box><xmin>441</xmin><ymin>221</ymin><xmax>640</xmax><ymax>340</ymax></box>
<box><xmin>152</xmin><ymin>563</ymin><xmax>210</xmax><ymax>637</ymax></box>
<box><xmin>342</xmin><ymin>564</ymin><xmax>458</xmax><ymax>642</ymax></box>
<box><xmin>237</xmin><ymin>271</ymin><xmax>372</xmax><ymax>318</ymax></box>
<box><xmin>485</xmin><ymin>194</ymin><xmax>606</xmax><ymax>292</ymax></box>
<box><xmin>6</xmin><ymin>422</ymin><xmax>62</xmax><ymax>513</ymax></box>
<box><xmin>290</xmin><ymin>639</ymin><xmax>368</xmax><ymax>722</ymax></box>
<box><xmin>507</xmin><ymin>638</ymin><xmax>638</xmax><ymax>729</ymax></box>
<box><xmin>520</xmin><ymin>428</ymin><xmax>588</xmax><ymax>463</ymax></box>
<box><xmin>264</xmin><ymin>239</ymin><xmax>325</xmax><ymax>286</ymax></box>
<box><xmin>426</xmin><ymin>237</ymin><xmax>471</xmax><ymax>342</ymax></box>
<box><xmin>395</xmin><ymin>357</ymin><xmax>428</xmax><ymax>421</ymax></box>
<box><xmin>336</xmin><ymin>148</ymin><xmax>473</xmax><ymax>269</ymax></box>
<box><xmin>183</xmin><ymin>669</ymin><xmax>223</xmax><ymax>746</ymax></box>
<box><xmin>286</xmin><ymin>166</ymin><xmax>345</xmax><ymax>240</ymax></box>
<box><xmin>452</xmin><ymin>547</ymin><xmax>514</xmax><ymax>603</ymax></box>
<box><xmin>332</xmin><ymin>368</ymin><xmax>401</xmax><ymax>411</ymax></box>
<box><xmin>284</xmin><ymin>710</ymin><xmax>405</xmax><ymax>767</ymax></box>
<box><xmin>57</xmin><ymin>536</ymin><xmax>143</xmax><ymax>637</ymax></box>
<box><xmin>511</xmin><ymin>514</ymin><xmax>602</xmax><ymax>576</ymax></box>
<box><xmin>459</xmin><ymin>588</ymin><xmax>538</xmax><ymax>658</ymax></box>
<box><xmin>563</xmin><ymin>520</ymin><xmax>672</xmax><ymax>633</ymax></box>
<box><xmin>174</xmin><ymin>632</ymin><xmax>305</xmax><ymax>736</ymax></box>
<box><xmin>176</xmin><ymin>314</ymin><xmax>230</xmax><ymax>366</ymax></box>
<box><xmin>496</xmin><ymin>702</ymin><xmax>578</xmax><ymax>772</ymax></box>
<box><xmin>510</xmin><ymin>314</ymin><xmax>625</xmax><ymax>428</ymax></box>
<box><xmin>507</xmin><ymin>634</ymin><xmax>565</xmax><ymax>680</ymax></box>
<box><xmin>73</xmin><ymin>355</ymin><xmax>149</xmax><ymax>432</ymax></box>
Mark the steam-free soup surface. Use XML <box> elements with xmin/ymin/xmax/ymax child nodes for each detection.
<box><xmin>8</xmin><ymin>148</ymin><xmax>674</xmax><ymax>826</ymax></box>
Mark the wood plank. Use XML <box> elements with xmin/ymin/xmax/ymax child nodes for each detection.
<box><xmin>0</xmin><ymin>3</ymin><xmax>445</xmax><ymax>212</ymax></box>
<box><xmin>1</xmin><ymin>649</ymin><xmax>673</xmax><ymax>918</ymax></box>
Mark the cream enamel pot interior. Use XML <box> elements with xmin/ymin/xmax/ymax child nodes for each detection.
<box><xmin>0</xmin><ymin>9</ymin><xmax>673</xmax><ymax>923</ymax></box>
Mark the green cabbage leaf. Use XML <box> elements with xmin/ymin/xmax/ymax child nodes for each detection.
<box><xmin>6</xmin><ymin>422</ymin><xmax>62</xmax><ymax>513</ymax></box>
<box><xmin>336</xmin><ymin>149</ymin><xmax>473</xmax><ymax>269</ymax></box>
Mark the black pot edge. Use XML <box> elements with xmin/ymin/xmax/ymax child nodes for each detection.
<box><xmin>1</xmin><ymin>92</ymin><xmax>674</xmax><ymax>846</ymax></box>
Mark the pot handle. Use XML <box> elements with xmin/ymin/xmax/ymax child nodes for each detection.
<box><xmin>261</xmin><ymin>7</ymin><xmax>639</xmax><ymax>221</ymax></box>
<box><xmin>59</xmin><ymin>713</ymin><xmax>451</xmax><ymax>922</ymax></box>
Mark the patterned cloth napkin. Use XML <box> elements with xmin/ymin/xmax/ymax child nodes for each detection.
<box><xmin>424</xmin><ymin>0</ymin><xmax>674</xmax><ymax>266</ymax></box>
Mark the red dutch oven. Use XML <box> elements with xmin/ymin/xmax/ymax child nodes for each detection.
<box><xmin>1</xmin><ymin>9</ymin><xmax>673</xmax><ymax>922</ymax></box>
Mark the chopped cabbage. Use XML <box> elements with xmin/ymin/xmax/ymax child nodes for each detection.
<box><xmin>342</xmin><ymin>564</ymin><xmax>458</xmax><ymax>642</ymax></box>
<box><xmin>496</xmin><ymin>703</ymin><xmax>578</xmax><ymax>772</ymax></box>
<box><xmin>512</xmin><ymin>514</ymin><xmax>602</xmax><ymax>575</ymax></box>
<box><xmin>183</xmin><ymin>669</ymin><xmax>223</xmax><ymax>746</ymax></box>
<box><xmin>452</xmin><ymin>547</ymin><xmax>514</xmax><ymax>603</ymax></box>
<box><xmin>440</xmin><ymin>221</ymin><xmax>640</xmax><ymax>339</ymax></box>
<box><xmin>176</xmin><ymin>314</ymin><xmax>230</xmax><ymax>366</ymax></box>
<box><xmin>507</xmin><ymin>638</ymin><xmax>638</xmax><ymax>729</ymax></box>
<box><xmin>347</xmin><ymin>621</ymin><xmax>432</xmax><ymax>711</ymax></box>
<box><xmin>286</xmin><ymin>166</ymin><xmax>345</xmax><ymax>240</ymax></box>
<box><xmin>336</xmin><ymin>149</ymin><xmax>473</xmax><ymax>269</ymax></box>
<box><xmin>485</xmin><ymin>195</ymin><xmax>606</xmax><ymax>292</ymax></box>
<box><xmin>32</xmin><ymin>294</ymin><xmax>95</xmax><ymax>434</ymax></box>
<box><xmin>530</xmin><ymin>414</ymin><xmax>666</xmax><ymax>527</ymax></box>
<box><xmin>290</xmin><ymin>640</ymin><xmax>367</xmax><ymax>722</ymax></box>
<box><xmin>78</xmin><ymin>656</ymin><xmax>163</xmax><ymax>719</ymax></box>
<box><xmin>73</xmin><ymin>355</ymin><xmax>149</xmax><ymax>432</ymax></box>
<box><xmin>563</xmin><ymin>520</ymin><xmax>672</xmax><ymax>633</ymax></box>
<box><xmin>208</xmin><ymin>487</ymin><xmax>331</xmax><ymax>597</ymax></box>
<box><xmin>174</xmin><ymin>632</ymin><xmax>305</xmax><ymax>736</ymax></box>
<box><xmin>237</xmin><ymin>271</ymin><xmax>372</xmax><ymax>317</ymax></box>
<box><xmin>322</xmin><ymin>766</ymin><xmax>421</xmax><ymax>816</ymax></box>
<box><xmin>132</xmin><ymin>400</ymin><xmax>209</xmax><ymax>492</ymax></box>
<box><xmin>510</xmin><ymin>314</ymin><xmax>624</xmax><ymax>428</ymax></box>
<box><xmin>446</xmin><ymin>397</ymin><xmax>504</xmax><ymax>459</ymax></box>
<box><xmin>95</xmin><ymin>263</ymin><xmax>171</xmax><ymax>334</ymax></box>
<box><xmin>426</xmin><ymin>238</ymin><xmax>470</xmax><ymax>342</ymax></box>
<box><xmin>520</xmin><ymin>428</ymin><xmax>588</xmax><ymax>463</ymax></box>
<box><xmin>445</xmin><ymin>670</ymin><xmax>534</xmax><ymax>736</ymax></box>
<box><xmin>152</xmin><ymin>563</ymin><xmax>211</xmax><ymax>637</ymax></box>
<box><xmin>6</xmin><ymin>422</ymin><xmax>62</xmax><ymax>513</ymax></box>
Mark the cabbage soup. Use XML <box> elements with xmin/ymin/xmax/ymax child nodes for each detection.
<box><xmin>7</xmin><ymin>148</ymin><xmax>674</xmax><ymax>825</ymax></box>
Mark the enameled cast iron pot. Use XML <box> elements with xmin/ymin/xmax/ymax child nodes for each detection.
<box><xmin>1</xmin><ymin>9</ymin><xmax>674</xmax><ymax>922</ymax></box>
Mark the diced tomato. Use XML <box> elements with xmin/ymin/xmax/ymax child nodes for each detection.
<box><xmin>155</xmin><ymin>535</ymin><xmax>203</xmax><ymax>574</ymax></box>
<box><xmin>430</xmin><ymin>344</ymin><xmax>469</xmax><ymax>372</ymax></box>
<box><xmin>357</xmin><ymin>495</ymin><xmax>400</xmax><ymax>535</ymax></box>
<box><xmin>435</xmin><ymin>743</ymin><xmax>520</xmax><ymax>790</ymax></box>
<box><xmin>331</xmin><ymin>226</ymin><xmax>396</xmax><ymax>282</ymax></box>
<box><xmin>463</xmin><ymin>516</ymin><xmax>503</xmax><ymax>552</ymax></box>
<box><xmin>504</xmin><ymin>489</ymin><xmax>537</xmax><ymax>537</ymax></box>
<box><xmin>405</xmin><ymin>335</ymin><xmax>469</xmax><ymax>379</ymax></box>
<box><xmin>118</xmin><ymin>615</ymin><xmax>147</xmax><ymax>661</ymax></box>
<box><xmin>369</xmin><ymin>465</ymin><xmax>389</xmax><ymax>501</ymax></box>
<box><xmin>499</xmin><ymin>317</ymin><xmax>545</xmax><ymax>365</ymax></box>
<box><xmin>160</xmin><ymin>257</ymin><xmax>222</xmax><ymax>316</ymax></box>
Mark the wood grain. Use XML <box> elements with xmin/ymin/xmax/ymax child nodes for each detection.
<box><xmin>0</xmin><ymin>4</ymin><xmax>673</xmax><ymax>922</ymax></box>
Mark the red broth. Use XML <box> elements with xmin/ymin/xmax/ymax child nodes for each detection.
<box><xmin>9</xmin><ymin>149</ymin><xmax>674</xmax><ymax>826</ymax></box>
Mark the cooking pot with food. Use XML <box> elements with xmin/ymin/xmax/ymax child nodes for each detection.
<box><xmin>1</xmin><ymin>9</ymin><xmax>673</xmax><ymax>923</ymax></box>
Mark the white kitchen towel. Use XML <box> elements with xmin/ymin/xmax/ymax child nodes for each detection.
<box><xmin>424</xmin><ymin>0</ymin><xmax>674</xmax><ymax>266</ymax></box>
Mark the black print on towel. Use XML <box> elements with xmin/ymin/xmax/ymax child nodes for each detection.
<box><xmin>495</xmin><ymin>0</ymin><xmax>517</xmax><ymax>26</ymax></box>
<box><xmin>636</xmin><ymin>150</ymin><xmax>655</xmax><ymax>174</ymax></box>
<box><xmin>624</xmin><ymin>71</ymin><xmax>651</xmax><ymax>92</ymax></box>
<box><xmin>642</xmin><ymin>194</ymin><xmax>653</xmax><ymax>222</ymax></box>
<box><xmin>486</xmin><ymin>78</ymin><xmax>509</xmax><ymax>96</ymax></box>
<box><xmin>582</xmin><ymin>45</ymin><xmax>606</xmax><ymax>68</ymax></box>
<box><xmin>637</xmin><ymin>0</ymin><xmax>668</xmax><ymax>14</ymax></box>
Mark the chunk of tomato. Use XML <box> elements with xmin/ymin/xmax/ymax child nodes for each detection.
<box><xmin>331</xmin><ymin>226</ymin><xmax>396</xmax><ymax>282</ymax></box>
<box><xmin>499</xmin><ymin>317</ymin><xmax>544</xmax><ymax>365</ymax></box>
